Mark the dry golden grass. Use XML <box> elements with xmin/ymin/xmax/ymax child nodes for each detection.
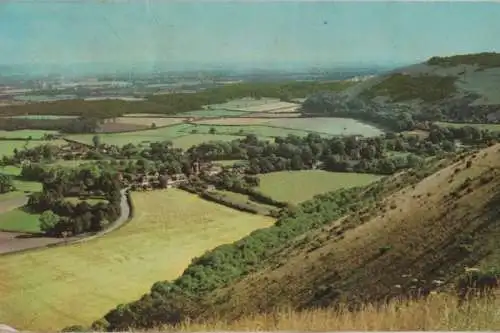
<box><xmin>169</xmin><ymin>294</ymin><xmax>500</xmax><ymax>331</ymax></box>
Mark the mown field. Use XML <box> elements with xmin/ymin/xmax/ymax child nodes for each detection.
<box><xmin>171</xmin><ymin>134</ymin><xmax>244</xmax><ymax>149</ymax></box>
<box><xmin>0</xmin><ymin>139</ymin><xmax>66</xmax><ymax>158</ymax></box>
<box><xmin>0</xmin><ymin>130</ymin><xmax>59</xmax><ymax>139</ymax></box>
<box><xmin>0</xmin><ymin>208</ymin><xmax>40</xmax><ymax>233</ymax></box>
<box><xmin>257</xmin><ymin>170</ymin><xmax>381</xmax><ymax>204</ymax></box>
<box><xmin>0</xmin><ymin>189</ymin><xmax>274</xmax><ymax>331</ymax></box>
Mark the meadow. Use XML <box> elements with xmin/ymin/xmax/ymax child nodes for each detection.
<box><xmin>214</xmin><ymin>190</ymin><xmax>276</xmax><ymax>215</ymax></box>
<box><xmin>266</xmin><ymin>117</ymin><xmax>384</xmax><ymax>136</ymax></box>
<box><xmin>0</xmin><ymin>140</ymin><xmax>66</xmax><ymax>158</ymax></box>
<box><xmin>187</xmin><ymin>124</ymin><xmax>323</xmax><ymax>137</ymax></box>
<box><xmin>257</xmin><ymin>170</ymin><xmax>381</xmax><ymax>204</ymax></box>
<box><xmin>179</xmin><ymin>109</ymin><xmax>248</xmax><ymax>118</ymax></box>
<box><xmin>0</xmin><ymin>130</ymin><xmax>59</xmax><ymax>139</ymax></box>
<box><xmin>66</xmin><ymin>124</ymin><xmax>192</xmax><ymax>146</ymax></box>
<box><xmin>0</xmin><ymin>208</ymin><xmax>40</xmax><ymax>233</ymax></box>
<box><xmin>0</xmin><ymin>189</ymin><xmax>273</xmax><ymax>331</ymax></box>
<box><xmin>204</xmin><ymin>97</ymin><xmax>281</xmax><ymax>111</ymax></box>
<box><xmin>171</xmin><ymin>134</ymin><xmax>244</xmax><ymax>150</ymax></box>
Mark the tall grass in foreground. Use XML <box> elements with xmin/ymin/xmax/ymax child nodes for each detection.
<box><xmin>164</xmin><ymin>295</ymin><xmax>499</xmax><ymax>331</ymax></box>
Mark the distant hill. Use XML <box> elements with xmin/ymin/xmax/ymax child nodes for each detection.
<box><xmin>301</xmin><ymin>52</ymin><xmax>500</xmax><ymax>130</ymax></box>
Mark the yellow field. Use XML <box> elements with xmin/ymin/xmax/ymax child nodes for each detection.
<box><xmin>0</xmin><ymin>189</ymin><xmax>273</xmax><ymax>331</ymax></box>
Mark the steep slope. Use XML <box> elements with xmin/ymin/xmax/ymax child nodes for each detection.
<box><xmin>199</xmin><ymin>143</ymin><xmax>500</xmax><ymax>320</ymax></box>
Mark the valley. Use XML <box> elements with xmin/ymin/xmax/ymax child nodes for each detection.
<box><xmin>1</xmin><ymin>51</ymin><xmax>500</xmax><ymax>332</ymax></box>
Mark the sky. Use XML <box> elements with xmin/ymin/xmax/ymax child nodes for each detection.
<box><xmin>1</xmin><ymin>1</ymin><xmax>500</xmax><ymax>72</ymax></box>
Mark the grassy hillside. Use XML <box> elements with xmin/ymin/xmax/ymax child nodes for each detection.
<box><xmin>169</xmin><ymin>295</ymin><xmax>499</xmax><ymax>331</ymax></box>
<box><xmin>427</xmin><ymin>52</ymin><xmax>500</xmax><ymax>69</ymax></box>
<box><xmin>200</xmin><ymin>144</ymin><xmax>500</xmax><ymax>321</ymax></box>
<box><xmin>90</xmin><ymin>152</ymin><xmax>461</xmax><ymax>331</ymax></box>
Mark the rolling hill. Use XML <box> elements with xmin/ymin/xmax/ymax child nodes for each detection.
<box><xmin>302</xmin><ymin>52</ymin><xmax>500</xmax><ymax>131</ymax></box>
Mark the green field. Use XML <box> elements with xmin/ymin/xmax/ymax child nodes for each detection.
<box><xmin>257</xmin><ymin>170</ymin><xmax>381</xmax><ymax>204</ymax></box>
<box><xmin>0</xmin><ymin>130</ymin><xmax>59</xmax><ymax>139</ymax></box>
<box><xmin>180</xmin><ymin>109</ymin><xmax>247</xmax><ymax>117</ymax></box>
<box><xmin>172</xmin><ymin>134</ymin><xmax>244</xmax><ymax>149</ymax></box>
<box><xmin>0</xmin><ymin>139</ymin><xmax>67</xmax><ymax>158</ymax></box>
<box><xmin>66</xmin><ymin>124</ymin><xmax>192</xmax><ymax>146</ymax></box>
<box><xmin>0</xmin><ymin>166</ymin><xmax>42</xmax><ymax>201</ymax></box>
<box><xmin>0</xmin><ymin>189</ymin><xmax>273</xmax><ymax>331</ymax></box>
<box><xmin>215</xmin><ymin>190</ymin><xmax>276</xmax><ymax>214</ymax></box>
<box><xmin>204</xmin><ymin>97</ymin><xmax>280</xmax><ymax>111</ymax></box>
<box><xmin>435</xmin><ymin>121</ymin><xmax>500</xmax><ymax>131</ymax></box>
<box><xmin>188</xmin><ymin>124</ymin><xmax>324</xmax><ymax>137</ymax></box>
<box><xmin>0</xmin><ymin>208</ymin><xmax>40</xmax><ymax>233</ymax></box>
<box><xmin>266</xmin><ymin>117</ymin><xmax>384</xmax><ymax>137</ymax></box>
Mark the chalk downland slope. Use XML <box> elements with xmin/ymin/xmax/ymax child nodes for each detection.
<box><xmin>198</xmin><ymin>143</ymin><xmax>500</xmax><ymax>321</ymax></box>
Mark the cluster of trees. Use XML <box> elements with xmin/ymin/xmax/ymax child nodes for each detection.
<box><xmin>24</xmin><ymin>164</ymin><xmax>122</xmax><ymax>236</ymax></box>
<box><xmin>361</xmin><ymin>73</ymin><xmax>458</xmax><ymax>103</ymax></box>
<box><xmin>187</xmin><ymin>132</ymin><xmax>444</xmax><ymax>176</ymax></box>
<box><xmin>0</xmin><ymin>173</ymin><xmax>15</xmax><ymax>194</ymax></box>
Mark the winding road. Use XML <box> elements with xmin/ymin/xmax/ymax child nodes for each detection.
<box><xmin>0</xmin><ymin>189</ymin><xmax>131</xmax><ymax>255</ymax></box>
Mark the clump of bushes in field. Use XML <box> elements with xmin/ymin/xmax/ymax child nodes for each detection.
<box><xmin>23</xmin><ymin>163</ymin><xmax>122</xmax><ymax>237</ymax></box>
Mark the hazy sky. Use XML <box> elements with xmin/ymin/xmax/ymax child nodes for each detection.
<box><xmin>1</xmin><ymin>1</ymin><xmax>500</xmax><ymax>70</ymax></box>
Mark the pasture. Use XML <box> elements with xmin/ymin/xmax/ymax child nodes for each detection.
<box><xmin>204</xmin><ymin>97</ymin><xmax>280</xmax><ymax>111</ymax></box>
<box><xmin>66</xmin><ymin>124</ymin><xmax>192</xmax><ymax>146</ymax></box>
<box><xmin>107</xmin><ymin>117</ymin><xmax>188</xmax><ymax>128</ymax></box>
<box><xmin>0</xmin><ymin>189</ymin><xmax>273</xmax><ymax>331</ymax></box>
<box><xmin>192</xmin><ymin>117</ymin><xmax>272</xmax><ymax>126</ymax></box>
<box><xmin>172</xmin><ymin>134</ymin><xmax>244</xmax><ymax>149</ymax></box>
<box><xmin>0</xmin><ymin>140</ymin><xmax>66</xmax><ymax>158</ymax></box>
<box><xmin>0</xmin><ymin>130</ymin><xmax>59</xmax><ymax>139</ymax></box>
<box><xmin>0</xmin><ymin>208</ymin><xmax>40</xmax><ymax>233</ymax></box>
<box><xmin>257</xmin><ymin>170</ymin><xmax>381</xmax><ymax>204</ymax></box>
<box><xmin>265</xmin><ymin>117</ymin><xmax>384</xmax><ymax>137</ymax></box>
<box><xmin>180</xmin><ymin>109</ymin><xmax>248</xmax><ymax>118</ymax></box>
<box><xmin>187</xmin><ymin>124</ymin><xmax>322</xmax><ymax>138</ymax></box>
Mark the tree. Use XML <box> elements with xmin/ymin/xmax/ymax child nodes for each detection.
<box><xmin>209</xmin><ymin>127</ymin><xmax>217</xmax><ymax>135</ymax></box>
<box><xmin>39</xmin><ymin>210</ymin><xmax>60</xmax><ymax>235</ymax></box>
<box><xmin>92</xmin><ymin>135</ymin><xmax>101</xmax><ymax>148</ymax></box>
<box><xmin>0</xmin><ymin>174</ymin><xmax>15</xmax><ymax>194</ymax></box>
